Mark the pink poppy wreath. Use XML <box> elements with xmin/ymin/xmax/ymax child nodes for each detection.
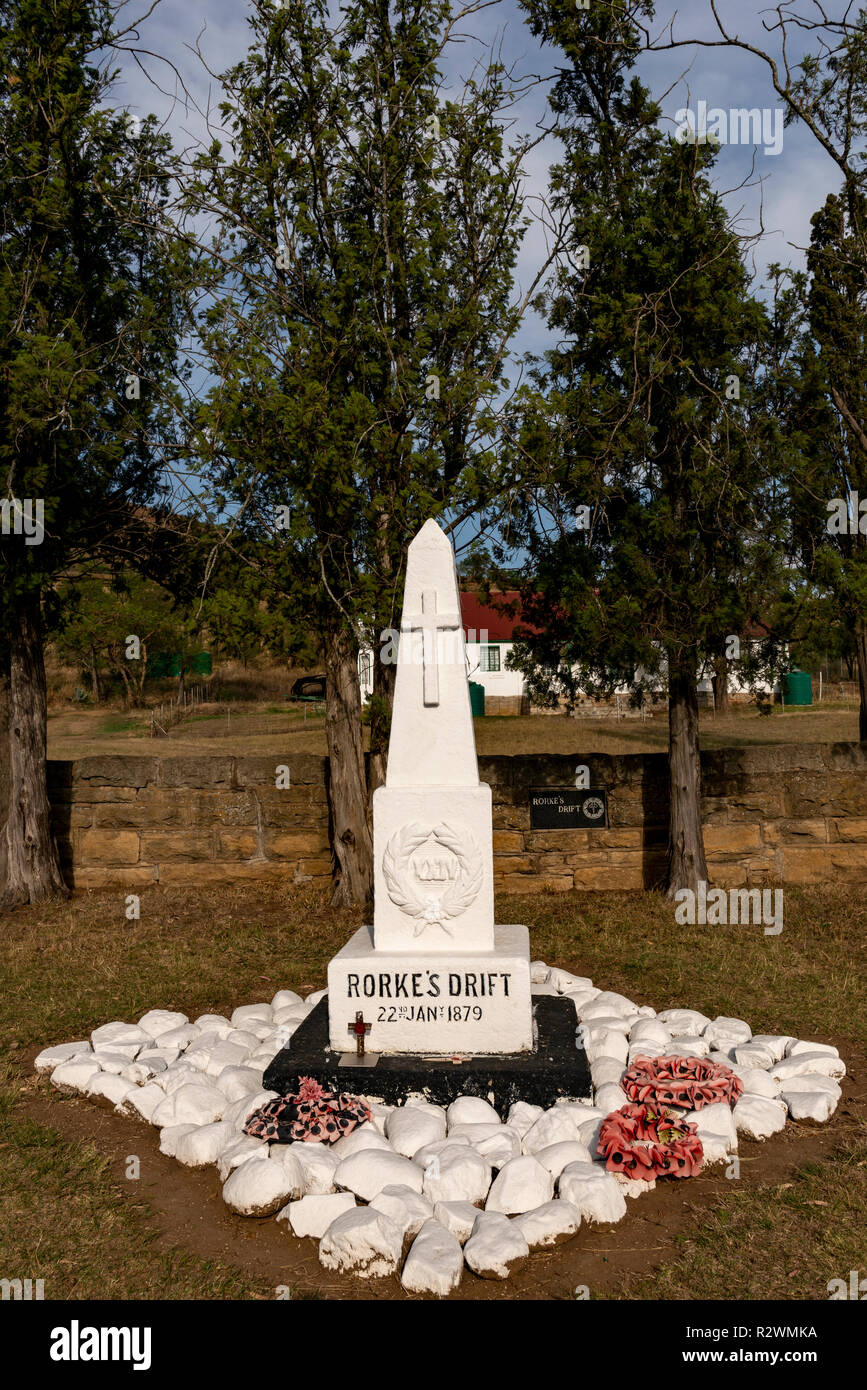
<box><xmin>243</xmin><ymin>1076</ymin><xmax>371</xmax><ymax>1145</ymax></box>
<box><xmin>597</xmin><ymin>1103</ymin><xmax>704</xmax><ymax>1180</ymax></box>
<box><xmin>621</xmin><ymin>1054</ymin><xmax>744</xmax><ymax>1111</ymax></box>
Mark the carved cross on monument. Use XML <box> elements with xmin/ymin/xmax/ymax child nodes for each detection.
<box><xmin>401</xmin><ymin>588</ymin><xmax>461</xmax><ymax>707</ymax></box>
<box><xmin>348</xmin><ymin>1011</ymin><xmax>372</xmax><ymax>1057</ymax></box>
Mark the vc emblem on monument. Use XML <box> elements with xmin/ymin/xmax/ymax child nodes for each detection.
<box><xmin>582</xmin><ymin>796</ymin><xmax>605</xmax><ymax>820</ymax></box>
<box><xmin>382</xmin><ymin>821</ymin><xmax>482</xmax><ymax>935</ymax></box>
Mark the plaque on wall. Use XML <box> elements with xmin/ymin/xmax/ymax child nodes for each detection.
<box><xmin>529</xmin><ymin>788</ymin><xmax>608</xmax><ymax>830</ymax></box>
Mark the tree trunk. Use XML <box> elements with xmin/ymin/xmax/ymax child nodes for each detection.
<box><xmin>1</xmin><ymin>599</ymin><xmax>70</xmax><ymax>908</ymax></box>
<box><xmin>856</xmin><ymin>620</ymin><xmax>867</xmax><ymax>743</ymax></box>
<box><xmin>368</xmin><ymin>651</ymin><xmax>396</xmax><ymax>797</ymax></box>
<box><xmin>0</xmin><ymin>641</ymin><xmax>10</xmax><ymax>894</ymax></box>
<box><xmin>712</xmin><ymin>653</ymin><xmax>730</xmax><ymax>715</ymax></box>
<box><xmin>89</xmin><ymin>646</ymin><xmax>101</xmax><ymax>703</ymax></box>
<box><xmin>323</xmin><ymin>625</ymin><xmax>373</xmax><ymax>908</ymax></box>
<box><xmin>664</xmin><ymin>650</ymin><xmax>708</xmax><ymax>897</ymax></box>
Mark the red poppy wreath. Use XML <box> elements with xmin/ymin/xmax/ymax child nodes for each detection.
<box><xmin>621</xmin><ymin>1054</ymin><xmax>744</xmax><ymax>1111</ymax></box>
<box><xmin>597</xmin><ymin>1103</ymin><xmax>704</xmax><ymax>1180</ymax></box>
<box><xmin>243</xmin><ymin>1077</ymin><xmax>371</xmax><ymax>1144</ymax></box>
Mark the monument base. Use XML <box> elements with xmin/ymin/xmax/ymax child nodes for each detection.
<box><xmin>326</xmin><ymin>923</ymin><xmax>533</xmax><ymax>1055</ymax></box>
<box><xmin>263</xmin><ymin>995</ymin><xmax>591</xmax><ymax>1109</ymax></box>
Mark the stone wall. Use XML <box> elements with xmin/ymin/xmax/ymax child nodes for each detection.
<box><xmin>48</xmin><ymin>743</ymin><xmax>867</xmax><ymax>892</ymax></box>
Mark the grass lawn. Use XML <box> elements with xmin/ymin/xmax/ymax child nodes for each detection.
<box><xmin>46</xmin><ymin>702</ymin><xmax>862</xmax><ymax>760</ymax></box>
<box><xmin>1</xmin><ymin>881</ymin><xmax>864</xmax><ymax>1300</ymax></box>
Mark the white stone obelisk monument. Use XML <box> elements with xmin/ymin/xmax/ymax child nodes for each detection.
<box><xmin>327</xmin><ymin>519</ymin><xmax>533</xmax><ymax>1055</ymax></box>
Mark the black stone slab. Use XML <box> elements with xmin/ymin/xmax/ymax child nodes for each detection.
<box><xmin>263</xmin><ymin>995</ymin><xmax>590</xmax><ymax>1109</ymax></box>
<box><xmin>529</xmin><ymin>787</ymin><xmax>608</xmax><ymax>829</ymax></box>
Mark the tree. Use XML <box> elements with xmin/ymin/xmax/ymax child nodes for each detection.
<box><xmin>184</xmin><ymin>0</ymin><xmax>535</xmax><ymax>904</ymax></box>
<box><xmin>502</xmin><ymin>0</ymin><xmax>777</xmax><ymax>894</ymax></box>
<box><xmin>0</xmin><ymin>0</ymin><xmax>187</xmax><ymax>906</ymax></box>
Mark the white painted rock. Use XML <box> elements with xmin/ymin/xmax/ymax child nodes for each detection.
<box><xmin>305</xmin><ymin>989</ymin><xmax>326</xmax><ymax>1007</ymax></box>
<box><xmin>361</xmin><ymin>1101</ymin><xmax>394</xmax><ymax>1136</ymax></box>
<box><xmin>741</xmin><ymin>1069</ymin><xmax>782</xmax><ymax>1099</ymax></box>
<box><xmin>155</xmin><ymin>1063</ymin><xmax>199</xmax><ymax>1094</ymax></box>
<box><xmin>420</xmin><ymin>1145</ymin><xmax>491</xmax><ymax>1205</ymax></box>
<box><xmin>141</xmin><ymin>1047</ymin><xmax>181</xmax><ymax>1069</ymax></box>
<box><xmin>665</xmin><ymin>1037</ymin><xmax>710</xmax><ymax>1059</ymax></box>
<box><xmin>281</xmin><ymin>1192</ymin><xmax>356</xmax><ymax>1239</ymax></box>
<box><xmin>576</xmin><ymin>1116</ymin><xmax>605</xmax><ymax>1151</ymax></box>
<box><xmin>155</xmin><ymin>1024</ymin><xmax>202</xmax><ymax>1050</ymax></box>
<box><xmin>686</xmin><ymin>1103</ymin><xmax>738</xmax><ymax>1150</ymax></box>
<box><xmin>448</xmin><ymin>1124</ymin><xmax>520</xmax><ymax>1168</ymax></box>
<box><xmin>506</xmin><ymin>1101</ymin><xmax>543</xmax><ymax>1138</ymax></box>
<box><xmin>370</xmin><ymin>1185</ymin><xmax>433</xmax><ymax>1242</ymax></box>
<box><xmin>447</xmin><ymin>1096</ymin><xmax>500</xmax><ymax>1128</ymax></box>
<box><xmin>513</xmin><ymin>1199</ymin><xmax>580</xmax><ymax>1248</ymax></box>
<box><xmin>534</xmin><ymin>1141</ymin><xmax>594</xmax><ymax>1180</ymax></box>
<box><xmin>86</xmin><ymin>1052</ymin><xmax>129</xmax><ymax>1074</ymax></box>
<box><xmin>750</xmin><ymin>1034</ymin><xmax>794</xmax><ymax>1061</ymax></box>
<box><xmin>223</xmin><ymin>1089</ymin><xmax>279</xmax><ymax>1129</ymax></box>
<box><xmin>657</xmin><ymin>1008</ymin><xmax>712</xmax><ymax>1035</ymax></box>
<box><xmin>222</xmin><ymin>1156</ymin><xmax>301</xmax><ymax>1216</ymax></box>
<box><xmin>318</xmin><ymin>1207</ymin><xmax>403</xmax><ymax>1278</ymax></box>
<box><xmin>785</xmin><ymin>1039</ymin><xmax>839</xmax><ymax>1059</ymax></box>
<box><xmin>547</xmin><ymin>968</ymin><xmax>594</xmax><ymax>995</ymax></box>
<box><xmin>217</xmin><ymin>1136</ymin><xmax>269</xmax><ymax>1182</ymax></box>
<box><xmin>704</xmin><ymin>1016</ymin><xmax>752</xmax><ymax>1047</ymax></box>
<box><xmin>771</xmin><ymin>1053</ymin><xmax>845</xmax><ymax>1082</ymax></box>
<box><xmin>235</xmin><ymin>1020</ymin><xmax>274</xmax><ymax>1043</ymax></box>
<box><xmin>558</xmin><ymin>1163</ymin><xmax>628</xmax><ymax>1224</ymax></box>
<box><xmin>584</xmin><ymin>1030</ymin><xmax>629</xmax><ymax>1065</ymax></box>
<box><xmin>120</xmin><ymin>1057</ymin><xmax>166</xmax><ymax>1085</ymax></box>
<box><xmin>733</xmin><ymin>1042</ymin><xmax>775</xmax><ymax>1069</ymax></box>
<box><xmin>778</xmin><ymin>1074</ymin><xmax>841</xmax><ymax>1098</ymax></box>
<box><xmin>330</xmin><ymin>1125</ymin><xmax>393</xmax><ymax>1160</ymax></box>
<box><xmin>522</xmin><ymin>1106</ymin><xmax>582</xmax><ymax>1154</ymax></box>
<box><xmin>290</xmin><ymin>1143</ymin><xmax>340</xmax><ymax>1195</ymax></box>
<box><xmin>117</xmin><ymin>1081</ymin><xmax>165</xmax><ymax>1122</ymax></box>
<box><xmin>85</xmin><ymin>1073</ymin><xmax>136</xmax><ymax>1107</ymax></box>
<box><xmin>137</xmin><ymin>1009</ymin><xmax>189</xmax><ymax>1040</ymax></box>
<box><xmin>463</xmin><ymin>1211</ymin><xmax>529</xmax><ymax>1279</ymax></box>
<box><xmin>588</xmin><ymin>990</ymin><xmax>638</xmax><ymax>1018</ymax></box>
<box><xmin>593</xmin><ymin>1084</ymin><xmax>630</xmax><ymax>1114</ymax></box>
<box><xmin>613</xmin><ymin>1171</ymin><xmax>656</xmax><ymax>1197</ymax></box>
<box><xmin>170</xmin><ymin>1083</ymin><xmax>226</xmax><ymax>1126</ymax></box>
<box><xmin>530</xmin><ymin>960</ymin><xmax>549</xmax><ymax>983</ymax></box>
<box><xmin>781</xmin><ymin>1089</ymin><xmax>839</xmax><ymax>1122</ymax></box>
<box><xmin>486</xmin><ymin>1155</ymin><xmax>554</xmax><ymax>1215</ymax></box>
<box><xmin>175</xmin><ymin>1121</ymin><xmax>237</xmax><ymax>1168</ymax></box>
<box><xmin>35</xmin><ymin>1042</ymin><xmax>91</xmax><ymax>1073</ymax></box>
<box><xmin>590</xmin><ymin>1058</ymin><xmax>626</xmax><ymax>1089</ymax></box>
<box><xmin>402</xmin><ymin>1219</ymin><xmax>463</xmax><ymax>1295</ymax></box>
<box><xmin>272</xmin><ymin>1006</ymin><xmax>306</xmax><ymax>1028</ymax></box>
<box><xmin>159</xmin><ymin>1124</ymin><xmax>197</xmax><ymax>1157</ymax></box>
<box><xmin>385</xmin><ymin>1105</ymin><xmax>446</xmax><ymax>1158</ymax></box>
<box><xmin>230</xmin><ymin>1003</ymin><xmax>273</xmax><ymax>1028</ymax></box>
<box><xmin>90</xmin><ymin>1022</ymin><xmax>149</xmax><ymax>1051</ymax></box>
<box><xmin>335</xmin><ymin>1150</ymin><xmax>425</xmax><ymax>1203</ymax></box>
<box><xmin>413</xmin><ymin>1137</ymin><xmax>470</xmax><ymax>1166</ymax></box>
<box><xmin>733</xmin><ymin>1095</ymin><xmax>787</xmax><ymax>1140</ymax></box>
<box><xmin>191</xmin><ymin>1014</ymin><xmax>233</xmax><ymax>1037</ymax></box>
<box><xmin>629</xmin><ymin>1019</ymin><xmax>671</xmax><ymax>1048</ymax></box>
<box><xmin>271</xmin><ymin>989</ymin><xmax>304</xmax><ymax>1010</ymax></box>
<box><xmin>215</xmin><ymin>1066</ymin><xmax>266</xmax><ymax>1101</ymax></box>
<box><xmin>433</xmin><ymin>1200</ymin><xmax>481</xmax><ymax>1245</ymax></box>
<box><xmin>203</xmin><ymin>1041</ymin><xmax>258</xmax><ymax>1078</ymax></box>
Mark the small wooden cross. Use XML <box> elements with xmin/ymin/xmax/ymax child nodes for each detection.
<box><xmin>348</xmin><ymin>1011</ymin><xmax>372</xmax><ymax>1058</ymax></box>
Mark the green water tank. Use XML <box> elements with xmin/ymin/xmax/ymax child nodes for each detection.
<box><xmin>469</xmin><ymin>681</ymin><xmax>485</xmax><ymax>717</ymax></box>
<box><xmin>781</xmin><ymin>669</ymin><xmax>812</xmax><ymax>706</ymax></box>
<box><xmin>191</xmin><ymin>651</ymin><xmax>212</xmax><ymax>675</ymax></box>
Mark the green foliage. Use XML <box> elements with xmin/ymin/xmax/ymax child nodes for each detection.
<box><xmin>183</xmin><ymin>0</ymin><xmax>528</xmax><ymax>761</ymax></box>
<box><xmin>0</xmin><ymin>0</ymin><xmax>189</xmax><ymax>631</ymax></box>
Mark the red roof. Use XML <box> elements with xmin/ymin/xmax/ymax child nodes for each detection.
<box><xmin>460</xmin><ymin>590</ymin><xmax>526</xmax><ymax>642</ymax></box>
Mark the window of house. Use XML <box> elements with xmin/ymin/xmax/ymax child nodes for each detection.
<box><xmin>480</xmin><ymin>644</ymin><xmax>501</xmax><ymax>672</ymax></box>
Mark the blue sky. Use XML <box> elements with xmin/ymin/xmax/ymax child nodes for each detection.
<box><xmin>111</xmin><ymin>0</ymin><xmax>850</xmax><ymax>365</ymax></box>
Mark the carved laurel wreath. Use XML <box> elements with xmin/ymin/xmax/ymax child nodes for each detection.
<box><xmin>382</xmin><ymin>821</ymin><xmax>483</xmax><ymax>936</ymax></box>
